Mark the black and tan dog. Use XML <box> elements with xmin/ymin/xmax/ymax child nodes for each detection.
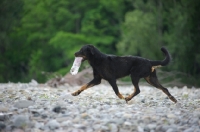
<box><xmin>71</xmin><ymin>45</ymin><xmax>177</xmax><ymax>103</ymax></box>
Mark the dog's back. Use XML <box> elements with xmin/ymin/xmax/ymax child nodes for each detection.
<box><xmin>104</xmin><ymin>55</ymin><xmax>151</xmax><ymax>79</ymax></box>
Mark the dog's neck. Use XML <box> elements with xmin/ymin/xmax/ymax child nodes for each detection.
<box><xmin>88</xmin><ymin>48</ymin><xmax>106</xmax><ymax>66</ymax></box>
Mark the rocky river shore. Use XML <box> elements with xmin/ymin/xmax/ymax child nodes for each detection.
<box><xmin>0</xmin><ymin>81</ymin><xmax>199</xmax><ymax>132</ymax></box>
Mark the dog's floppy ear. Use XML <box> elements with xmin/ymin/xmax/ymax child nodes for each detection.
<box><xmin>87</xmin><ymin>45</ymin><xmax>95</xmax><ymax>55</ymax></box>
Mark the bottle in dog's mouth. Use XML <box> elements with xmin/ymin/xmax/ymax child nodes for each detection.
<box><xmin>70</xmin><ymin>57</ymin><xmax>83</xmax><ymax>75</ymax></box>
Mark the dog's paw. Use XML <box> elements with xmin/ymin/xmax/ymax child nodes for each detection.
<box><xmin>169</xmin><ymin>96</ymin><xmax>178</xmax><ymax>103</ymax></box>
<box><xmin>71</xmin><ymin>90</ymin><xmax>81</xmax><ymax>96</ymax></box>
<box><xmin>125</xmin><ymin>97</ymin><xmax>131</xmax><ymax>103</ymax></box>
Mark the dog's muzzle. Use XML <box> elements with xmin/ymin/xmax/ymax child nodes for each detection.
<box><xmin>74</xmin><ymin>52</ymin><xmax>79</xmax><ymax>57</ymax></box>
<box><xmin>74</xmin><ymin>52</ymin><xmax>86</xmax><ymax>62</ymax></box>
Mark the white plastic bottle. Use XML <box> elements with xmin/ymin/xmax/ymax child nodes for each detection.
<box><xmin>70</xmin><ymin>57</ymin><xmax>83</xmax><ymax>75</ymax></box>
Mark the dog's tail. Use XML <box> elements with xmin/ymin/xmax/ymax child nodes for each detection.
<box><xmin>150</xmin><ymin>47</ymin><xmax>171</xmax><ymax>67</ymax></box>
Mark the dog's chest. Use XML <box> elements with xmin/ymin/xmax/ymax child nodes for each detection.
<box><xmin>92</xmin><ymin>64</ymin><xmax>115</xmax><ymax>79</ymax></box>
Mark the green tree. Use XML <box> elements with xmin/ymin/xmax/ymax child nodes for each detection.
<box><xmin>10</xmin><ymin>0</ymin><xmax>133</xmax><ymax>82</ymax></box>
<box><xmin>117</xmin><ymin>0</ymin><xmax>163</xmax><ymax>59</ymax></box>
<box><xmin>163</xmin><ymin>0</ymin><xmax>200</xmax><ymax>77</ymax></box>
<box><xmin>0</xmin><ymin>0</ymin><xmax>23</xmax><ymax>82</ymax></box>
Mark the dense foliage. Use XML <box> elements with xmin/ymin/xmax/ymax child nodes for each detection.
<box><xmin>0</xmin><ymin>0</ymin><xmax>200</xmax><ymax>86</ymax></box>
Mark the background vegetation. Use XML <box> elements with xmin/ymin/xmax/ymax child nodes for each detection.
<box><xmin>0</xmin><ymin>0</ymin><xmax>200</xmax><ymax>86</ymax></box>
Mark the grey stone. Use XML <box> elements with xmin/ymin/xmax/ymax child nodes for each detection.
<box><xmin>137</xmin><ymin>126</ymin><xmax>144</xmax><ymax>132</ymax></box>
<box><xmin>148</xmin><ymin>123</ymin><xmax>157</xmax><ymax>130</ymax></box>
<box><xmin>143</xmin><ymin>126</ymin><xmax>150</xmax><ymax>132</ymax></box>
<box><xmin>124</xmin><ymin>121</ymin><xmax>132</xmax><ymax>126</ymax></box>
<box><xmin>31</xmin><ymin>110</ymin><xmax>40</xmax><ymax>117</ymax></box>
<box><xmin>14</xmin><ymin>100</ymin><xmax>35</xmax><ymax>108</ymax></box>
<box><xmin>0</xmin><ymin>114</ymin><xmax>7</xmax><ymax>121</ymax></box>
<box><xmin>35</xmin><ymin>122</ymin><xmax>44</xmax><ymax>129</ymax></box>
<box><xmin>166</xmin><ymin>128</ymin><xmax>176</xmax><ymax>132</ymax></box>
<box><xmin>167</xmin><ymin>114</ymin><xmax>176</xmax><ymax>119</ymax></box>
<box><xmin>12</xmin><ymin>115</ymin><xmax>31</xmax><ymax>128</ymax></box>
<box><xmin>93</xmin><ymin>124</ymin><xmax>101</xmax><ymax>130</ymax></box>
<box><xmin>109</xmin><ymin>123</ymin><xmax>118</xmax><ymax>132</ymax></box>
<box><xmin>61</xmin><ymin>120</ymin><xmax>72</xmax><ymax>127</ymax></box>
<box><xmin>188</xmin><ymin>117</ymin><xmax>199</xmax><ymax>125</ymax></box>
<box><xmin>52</xmin><ymin>106</ymin><xmax>61</xmax><ymax>113</ymax></box>
<box><xmin>0</xmin><ymin>121</ymin><xmax>6</xmax><ymax>131</ymax></box>
<box><xmin>41</xmin><ymin>114</ymin><xmax>48</xmax><ymax>119</ymax></box>
<box><xmin>45</xmin><ymin>120</ymin><xmax>60</xmax><ymax>130</ymax></box>
<box><xmin>11</xmin><ymin>128</ymin><xmax>25</xmax><ymax>132</ymax></box>
<box><xmin>183</xmin><ymin>128</ymin><xmax>195</xmax><ymax>132</ymax></box>
<box><xmin>161</xmin><ymin>125</ymin><xmax>171</xmax><ymax>132</ymax></box>
<box><xmin>73</xmin><ymin>124</ymin><xmax>86</xmax><ymax>129</ymax></box>
<box><xmin>141</xmin><ymin>99</ymin><xmax>145</xmax><ymax>103</ymax></box>
<box><xmin>0</xmin><ymin>106</ymin><xmax>8</xmax><ymax>112</ymax></box>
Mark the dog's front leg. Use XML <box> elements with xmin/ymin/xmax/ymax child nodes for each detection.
<box><xmin>125</xmin><ymin>77</ymin><xmax>140</xmax><ymax>103</ymax></box>
<box><xmin>71</xmin><ymin>78</ymin><xmax>101</xmax><ymax>96</ymax></box>
<box><xmin>108</xmin><ymin>80</ymin><xmax>124</xmax><ymax>99</ymax></box>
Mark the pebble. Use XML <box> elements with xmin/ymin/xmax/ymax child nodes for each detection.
<box><xmin>0</xmin><ymin>121</ymin><xmax>6</xmax><ymax>131</ymax></box>
<box><xmin>167</xmin><ymin>113</ymin><xmax>176</xmax><ymax>119</ymax></box>
<box><xmin>124</xmin><ymin>121</ymin><xmax>132</xmax><ymax>126</ymax></box>
<box><xmin>81</xmin><ymin>113</ymin><xmax>89</xmax><ymax>118</ymax></box>
<box><xmin>0</xmin><ymin>83</ymin><xmax>199</xmax><ymax>131</ymax></box>
<box><xmin>0</xmin><ymin>106</ymin><xmax>8</xmax><ymax>112</ymax></box>
<box><xmin>60</xmin><ymin>120</ymin><xmax>72</xmax><ymax>127</ymax></box>
<box><xmin>14</xmin><ymin>100</ymin><xmax>35</xmax><ymax>108</ymax></box>
<box><xmin>45</xmin><ymin>120</ymin><xmax>60</xmax><ymax>130</ymax></box>
<box><xmin>0</xmin><ymin>114</ymin><xmax>7</xmax><ymax>121</ymax></box>
<box><xmin>13</xmin><ymin>115</ymin><xmax>31</xmax><ymax>128</ymax></box>
<box><xmin>109</xmin><ymin>123</ymin><xmax>118</xmax><ymax>132</ymax></box>
<box><xmin>52</xmin><ymin>106</ymin><xmax>61</xmax><ymax>113</ymax></box>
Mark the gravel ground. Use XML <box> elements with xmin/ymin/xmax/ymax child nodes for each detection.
<box><xmin>0</xmin><ymin>80</ymin><xmax>199</xmax><ymax>132</ymax></box>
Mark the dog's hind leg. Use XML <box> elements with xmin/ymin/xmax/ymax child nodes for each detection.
<box><xmin>144</xmin><ymin>70</ymin><xmax>177</xmax><ymax>103</ymax></box>
<box><xmin>125</xmin><ymin>77</ymin><xmax>140</xmax><ymax>103</ymax></box>
<box><xmin>71</xmin><ymin>77</ymin><xmax>101</xmax><ymax>96</ymax></box>
<box><xmin>108</xmin><ymin>80</ymin><xmax>124</xmax><ymax>99</ymax></box>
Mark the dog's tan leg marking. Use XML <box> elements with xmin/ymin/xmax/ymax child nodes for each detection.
<box><xmin>72</xmin><ymin>84</ymin><xmax>94</xmax><ymax>96</ymax></box>
<box><xmin>117</xmin><ymin>93</ymin><xmax>125</xmax><ymax>99</ymax></box>
<box><xmin>125</xmin><ymin>87</ymin><xmax>136</xmax><ymax>103</ymax></box>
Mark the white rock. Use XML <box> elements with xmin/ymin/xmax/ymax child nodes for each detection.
<box><xmin>60</xmin><ymin>120</ymin><xmax>72</xmax><ymax>127</ymax></box>
<box><xmin>45</xmin><ymin>120</ymin><xmax>60</xmax><ymax>130</ymax></box>
<box><xmin>109</xmin><ymin>123</ymin><xmax>118</xmax><ymax>132</ymax></box>
<box><xmin>167</xmin><ymin>114</ymin><xmax>176</xmax><ymax>119</ymax></box>
<box><xmin>29</xmin><ymin>79</ymin><xmax>38</xmax><ymax>86</ymax></box>
<box><xmin>124</xmin><ymin>121</ymin><xmax>132</xmax><ymax>126</ymax></box>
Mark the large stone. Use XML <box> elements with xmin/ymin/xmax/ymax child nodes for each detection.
<box><xmin>45</xmin><ymin>120</ymin><xmax>60</xmax><ymax>130</ymax></box>
<box><xmin>14</xmin><ymin>100</ymin><xmax>35</xmax><ymax>108</ymax></box>
<box><xmin>0</xmin><ymin>121</ymin><xmax>6</xmax><ymax>131</ymax></box>
<box><xmin>13</xmin><ymin>115</ymin><xmax>31</xmax><ymax>128</ymax></box>
<box><xmin>0</xmin><ymin>106</ymin><xmax>8</xmax><ymax>112</ymax></box>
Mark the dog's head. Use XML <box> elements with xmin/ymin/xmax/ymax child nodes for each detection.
<box><xmin>74</xmin><ymin>45</ymin><xmax>95</xmax><ymax>62</ymax></box>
